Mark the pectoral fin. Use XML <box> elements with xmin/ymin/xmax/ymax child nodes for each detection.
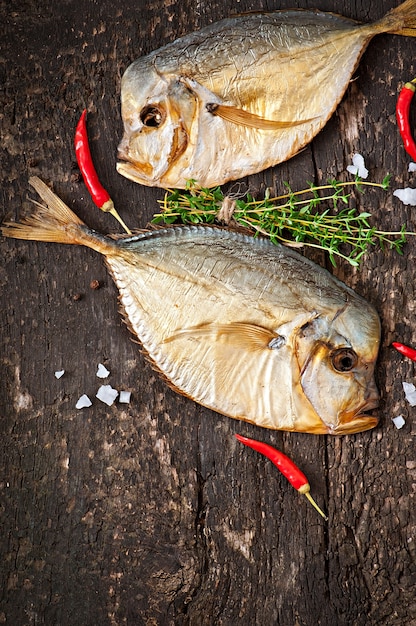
<box><xmin>206</xmin><ymin>103</ymin><xmax>316</xmax><ymax>130</ymax></box>
<box><xmin>164</xmin><ymin>322</ymin><xmax>284</xmax><ymax>352</ymax></box>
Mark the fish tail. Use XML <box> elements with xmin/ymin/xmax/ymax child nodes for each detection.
<box><xmin>2</xmin><ymin>177</ymin><xmax>115</xmax><ymax>256</ymax></box>
<box><xmin>378</xmin><ymin>0</ymin><xmax>416</xmax><ymax>37</ymax></box>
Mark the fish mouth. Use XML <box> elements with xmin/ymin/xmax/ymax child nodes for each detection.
<box><xmin>116</xmin><ymin>158</ymin><xmax>154</xmax><ymax>185</ymax></box>
<box><xmin>329</xmin><ymin>394</ymin><xmax>379</xmax><ymax>435</ymax></box>
<box><xmin>331</xmin><ymin>413</ymin><xmax>378</xmax><ymax>435</ymax></box>
<box><xmin>116</xmin><ymin>136</ymin><xmax>156</xmax><ymax>183</ymax></box>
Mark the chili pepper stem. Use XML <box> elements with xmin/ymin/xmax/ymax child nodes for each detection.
<box><xmin>299</xmin><ymin>484</ymin><xmax>328</xmax><ymax>520</ymax></box>
<box><xmin>101</xmin><ymin>199</ymin><xmax>132</xmax><ymax>234</ymax></box>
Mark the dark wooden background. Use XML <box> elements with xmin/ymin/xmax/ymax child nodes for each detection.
<box><xmin>1</xmin><ymin>1</ymin><xmax>415</xmax><ymax>624</ymax></box>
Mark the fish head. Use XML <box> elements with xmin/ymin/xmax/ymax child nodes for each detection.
<box><xmin>117</xmin><ymin>65</ymin><xmax>198</xmax><ymax>186</ymax></box>
<box><xmin>294</xmin><ymin>305</ymin><xmax>380</xmax><ymax>435</ymax></box>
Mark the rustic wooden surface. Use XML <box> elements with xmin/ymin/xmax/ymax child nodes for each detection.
<box><xmin>1</xmin><ymin>1</ymin><xmax>415</xmax><ymax>624</ymax></box>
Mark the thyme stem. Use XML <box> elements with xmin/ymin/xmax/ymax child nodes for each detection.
<box><xmin>152</xmin><ymin>176</ymin><xmax>413</xmax><ymax>267</ymax></box>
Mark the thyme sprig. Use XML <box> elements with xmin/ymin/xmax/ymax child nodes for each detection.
<box><xmin>152</xmin><ymin>175</ymin><xmax>410</xmax><ymax>266</ymax></box>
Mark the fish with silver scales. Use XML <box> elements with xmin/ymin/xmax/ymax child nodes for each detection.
<box><xmin>117</xmin><ymin>0</ymin><xmax>416</xmax><ymax>188</ymax></box>
<box><xmin>2</xmin><ymin>178</ymin><xmax>380</xmax><ymax>435</ymax></box>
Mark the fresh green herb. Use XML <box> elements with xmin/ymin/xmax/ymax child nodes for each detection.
<box><xmin>152</xmin><ymin>175</ymin><xmax>411</xmax><ymax>266</ymax></box>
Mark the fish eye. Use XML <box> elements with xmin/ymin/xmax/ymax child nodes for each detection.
<box><xmin>330</xmin><ymin>348</ymin><xmax>358</xmax><ymax>372</ymax></box>
<box><xmin>140</xmin><ymin>105</ymin><xmax>165</xmax><ymax>128</ymax></box>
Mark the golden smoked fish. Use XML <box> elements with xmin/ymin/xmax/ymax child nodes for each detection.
<box><xmin>117</xmin><ymin>0</ymin><xmax>416</xmax><ymax>188</ymax></box>
<box><xmin>2</xmin><ymin>178</ymin><xmax>381</xmax><ymax>435</ymax></box>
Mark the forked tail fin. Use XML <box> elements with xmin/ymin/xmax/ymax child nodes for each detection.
<box><xmin>379</xmin><ymin>0</ymin><xmax>416</xmax><ymax>37</ymax></box>
<box><xmin>2</xmin><ymin>177</ymin><xmax>115</xmax><ymax>255</ymax></box>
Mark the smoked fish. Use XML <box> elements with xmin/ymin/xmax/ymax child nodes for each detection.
<box><xmin>2</xmin><ymin>178</ymin><xmax>381</xmax><ymax>435</ymax></box>
<box><xmin>117</xmin><ymin>0</ymin><xmax>416</xmax><ymax>188</ymax></box>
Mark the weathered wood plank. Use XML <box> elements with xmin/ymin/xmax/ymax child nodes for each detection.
<box><xmin>1</xmin><ymin>1</ymin><xmax>415</xmax><ymax>625</ymax></box>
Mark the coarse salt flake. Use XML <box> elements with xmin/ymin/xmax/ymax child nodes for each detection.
<box><xmin>119</xmin><ymin>391</ymin><xmax>131</xmax><ymax>404</ymax></box>
<box><xmin>54</xmin><ymin>369</ymin><xmax>65</xmax><ymax>379</ymax></box>
<box><xmin>392</xmin><ymin>415</ymin><xmax>406</xmax><ymax>429</ymax></box>
<box><xmin>96</xmin><ymin>384</ymin><xmax>118</xmax><ymax>406</ymax></box>
<box><xmin>76</xmin><ymin>394</ymin><xmax>92</xmax><ymax>409</ymax></box>
<box><xmin>402</xmin><ymin>381</ymin><xmax>416</xmax><ymax>406</ymax></box>
<box><xmin>96</xmin><ymin>363</ymin><xmax>110</xmax><ymax>378</ymax></box>
<box><xmin>347</xmin><ymin>153</ymin><xmax>369</xmax><ymax>179</ymax></box>
<box><xmin>393</xmin><ymin>187</ymin><xmax>416</xmax><ymax>206</ymax></box>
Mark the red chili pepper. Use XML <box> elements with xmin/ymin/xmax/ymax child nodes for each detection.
<box><xmin>396</xmin><ymin>79</ymin><xmax>416</xmax><ymax>162</ymax></box>
<box><xmin>74</xmin><ymin>109</ymin><xmax>131</xmax><ymax>233</ymax></box>
<box><xmin>235</xmin><ymin>434</ymin><xmax>328</xmax><ymax>520</ymax></box>
<box><xmin>392</xmin><ymin>341</ymin><xmax>416</xmax><ymax>362</ymax></box>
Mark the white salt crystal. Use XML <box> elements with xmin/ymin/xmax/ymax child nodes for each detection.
<box><xmin>119</xmin><ymin>390</ymin><xmax>131</xmax><ymax>404</ymax></box>
<box><xmin>96</xmin><ymin>363</ymin><xmax>110</xmax><ymax>378</ymax></box>
<box><xmin>96</xmin><ymin>384</ymin><xmax>118</xmax><ymax>406</ymax></box>
<box><xmin>54</xmin><ymin>369</ymin><xmax>65</xmax><ymax>379</ymax></box>
<box><xmin>393</xmin><ymin>187</ymin><xmax>416</xmax><ymax>206</ymax></box>
<box><xmin>347</xmin><ymin>153</ymin><xmax>369</xmax><ymax>179</ymax></box>
<box><xmin>408</xmin><ymin>162</ymin><xmax>416</xmax><ymax>172</ymax></box>
<box><xmin>76</xmin><ymin>394</ymin><xmax>92</xmax><ymax>409</ymax></box>
<box><xmin>392</xmin><ymin>415</ymin><xmax>406</xmax><ymax>429</ymax></box>
<box><xmin>402</xmin><ymin>381</ymin><xmax>415</xmax><ymax>393</ymax></box>
<box><xmin>402</xmin><ymin>381</ymin><xmax>416</xmax><ymax>406</ymax></box>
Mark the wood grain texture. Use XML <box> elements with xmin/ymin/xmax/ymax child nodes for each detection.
<box><xmin>1</xmin><ymin>1</ymin><xmax>415</xmax><ymax>625</ymax></box>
